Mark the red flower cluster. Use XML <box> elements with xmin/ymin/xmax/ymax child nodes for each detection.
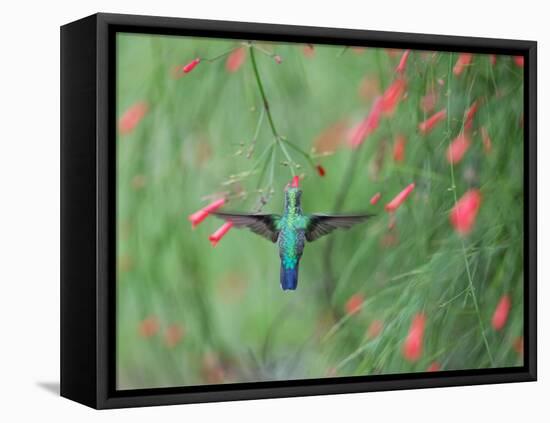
<box><xmin>370</xmin><ymin>192</ymin><xmax>382</xmax><ymax>205</ymax></box>
<box><xmin>350</xmin><ymin>56</ymin><xmax>410</xmax><ymax>149</ymax></box>
<box><xmin>446</xmin><ymin>133</ymin><xmax>471</xmax><ymax>164</ymax></box>
<box><xmin>188</xmin><ymin>198</ymin><xmax>226</xmax><ymax>228</ymax></box>
<box><xmin>345</xmin><ymin>293</ymin><xmax>364</xmax><ymax>315</ymax></box>
<box><xmin>453</xmin><ymin>53</ymin><xmax>473</xmax><ymax>76</ymax></box>
<box><xmin>385</xmin><ymin>183</ymin><xmax>415</xmax><ymax>213</ymax></box>
<box><xmin>403</xmin><ymin>313</ymin><xmax>426</xmax><ymax>362</ymax></box>
<box><xmin>381</xmin><ymin>78</ymin><xmax>407</xmax><ymax>116</ymax></box>
<box><xmin>492</xmin><ymin>294</ymin><xmax>511</xmax><ymax>331</ymax></box>
<box><xmin>395</xmin><ymin>50</ymin><xmax>410</xmax><ymax>73</ymax></box>
<box><xmin>188</xmin><ymin>198</ymin><xmax>235</xmax><ymax>247</ymax></box>
<box><xmin>348</xmin><ymin>97</ymin><xmax>383</xmax><ymax>148</ymax></box>
<box><xmin>226</xmin><ymin>47</ymin><xmax>247</xmax><ymax>73</ymax></box>
<box><xmin>119</xmin><ymin>101</ymin><xmax>149</xmax><ymax>135</ymax></box>
<box><xmin>464</xmin><ymin>100</ymin><xmax>479</xmax><ymax>130</ymax></box>
<box><xmin>393</xmin><ymin>134</ymin><xmax>407</xmax><ymax>162</ymax></box>
<box><xmin>449</xmin><ymin>189</ymin><xmax>482</xmax><ymax>235</ymax></box>
<box><xmin>418</xmin><ymin>109</ymin><xmax>446</xmax><ymax>134</ymax></box>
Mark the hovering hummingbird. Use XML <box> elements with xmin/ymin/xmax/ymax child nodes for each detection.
<box><xmin>213</xmin><ymin>177</ymin><xmax>372</xmax><ymax>291</ymax></box>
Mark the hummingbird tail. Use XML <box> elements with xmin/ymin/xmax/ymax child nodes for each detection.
<box><xmin>280</xmin><ymin>264</ymin><xmax>299</xmax><ymax>291</ymax></box>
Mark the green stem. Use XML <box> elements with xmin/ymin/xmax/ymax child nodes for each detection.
<box><xmin>249</xmin><ymin>46</ymin><xmax>279</xmax><ymax>139</ymax></box>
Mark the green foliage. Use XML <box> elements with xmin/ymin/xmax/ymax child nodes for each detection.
<box><xmin>116</xmin><ymin>33</ymin><xmax>524</xmax><ymax>389</ymax></box>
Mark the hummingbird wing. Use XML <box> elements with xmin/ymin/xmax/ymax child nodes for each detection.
<box><xmin>304</xmin><ymin>213</ymin><xmax>372</xmax><ymax>242</ymax></box>
<box><xmin>212</xmin><ymin>212</ymin><xmax>281</xmax><ymax>243</ymax></box>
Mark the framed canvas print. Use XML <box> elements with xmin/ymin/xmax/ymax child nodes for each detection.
<box><xmin>60</xmin><ymin>13</ymin><xmax>537</xmax><ymax>409</ymax></box>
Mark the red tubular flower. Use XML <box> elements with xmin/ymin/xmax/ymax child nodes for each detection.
<box><xmin>513</xmin><ymin>56</ymin><xmax>524</xmax><ymax>67</ymax></box>
<box><xmin>209</xmin><ymin>222</ymin><xmax>234</xmax><ymax>247</ymax></box>
<box><xmin>183</xmin><ymin>58</ymin><xmax>201</xmax><ymax>73</ymax></box>
<box><xmin>188</xmin><ymin>209</ymin><xmax>209</xmax><ymax>228</ymax></box>
<box><xmin>446</xmin><ymin>133</ymin><xmax>471</xmax><ymax>164</ymax></box>
<box><xmin>427</xmin><ymin>362</ymin><xmax>441</xmax><ymax>372</ymax></box>
<box><xmin>418</xmin><ymin>109</ymin><xmax>447</xmax><ymax>134</ymax></box>
<box><xmin>316</xmin><ymin>164</ymin><xmax>326</xmax><ymax>177</ymax></box>
<box><xmin>492</xmin><ymin>294</ymin><xmax>511</xmax><ymax>331</ymax></box>
<box><xmin>291</xmin><ymin>175</ymin><xmax>300</xmax><ymax>187</ymax></box>
<box><xmin>449</xmin><ymin>189</ymin><xmax>482</xmax><ymax>235</ymax></box>
<box><xmin>172</xmin><ymin>58</ymin><xmax>201</xmax><ymax>79</ymax></box>
<box><xmin>119</xmin><ymin>101</ymin><xmax>149</xmax><ymax>135</ymax></box>
<box><xmin>464</xmin><ymin>100</ymin><xmax>479</xmax><ymax>130</ymax></box>
<box><xmin>402</xmin><ymin>313</ymin><xmax>426</xmax><ymax>362</ymax></box>
<box><xmin>345</xmin><ymin>293</ymin><xmax>364</xmax><ymax>315</ymax></box>
<box><xmin>303</xmin><ymin>44</ymin><xmax>315</xmax><ymax>58</ymax></box>
<box><xmin>393</xmin><ymin>134</ymin><xmax>407</xmax><ymax>162</ymax></box>
<box><xmin>164</xmin><ymin>324</ymin><xmax>185</xmax><ymax>348</ymax></box>
<box><xmin>138</xmin><ymin>316</ymin><xmax>159</xmax><ymax>338</ymax></box>
<box><xmin>348</xmin><ymin>97</ymin><xmax>383</xmax><ymax>148</ymax></box>
<box><xmin>453</xmin><ymin>53</ymin><xmax>473</xmax><ymax>76</ymax></box>
<box><xmin>513</xmin><ymin>336</ymin><xmax>524</xmax><ymax>356</ymax></box>
<box><xmin>188</xmin><ymin>198</ymin><xmax>226</xmax><ymax>228</ymax></box>
<box><xmin>385</xmin><ymin>183</ymin><xmax>415</xmax><ymax>213</ymax></box>
<box><xmin>490</xmin><ymin>54</ymin><xmax>497</xmax><ymax>66</ymax></box>
<box><xmin>481</xmin><ymin>126</ymin><xmax>492</xmax><ymax>154</ymax></box>
<box><xmin>370</xmin><ymin>192</ymin><xmax>382</xmax><ymax>205</ymax></box>
<box><xmin>226</xmin><ymin>47</ymin><xmax>246</xmax><ymax>73</ymax></box>
<box><xmin>420</xmin><ymin>90</ymin><xmax>438</xmax><ymax>113</ymax></box>
<box><xmin>381</xmin><ymin>78</ymin><xmax>407</xmax><ymax>116</ymax></box>
<box><xmin>395</xmin><ymin>50</ymin><xmax>411</xmax><ymax>73</ymax></box>
<box><xmin>367</xmin><ymin>320</ymin><xmax>384</xmax><ymax>339</ymax></box>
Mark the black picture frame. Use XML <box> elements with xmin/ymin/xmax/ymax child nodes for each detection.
<box><xmin>60</xmin><ymin>12</ymin><xmax>537</xmax><ymax>409</ymax></box>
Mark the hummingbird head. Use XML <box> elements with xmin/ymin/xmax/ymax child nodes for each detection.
<box><xmin>284</xmin><ymin>186</ymin><xmax>302</xmax><ymax>212</ymax></box>
<box><xmin>284</xmin><ymin>176</ymin><xmax>302</xmax><ymax>212</ymax></box>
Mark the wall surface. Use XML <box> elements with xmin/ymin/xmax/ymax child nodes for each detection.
<box><xmin>1</xmin><ymin>0</ymin><xmax>546</xmax><ymax>421</ymax></box>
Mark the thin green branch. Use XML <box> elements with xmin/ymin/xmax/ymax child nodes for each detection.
<box><xmin>281</xmin><ymin>138</ymin><xmax>317</xmax><ymax>170</ymax></box>
<box><xmin>249</xmin><ymin>46</ymin><xmax>280</xmax><ymax>139</ymax></box>
<box><xmin>247</xmin><ymin>108</ymin><xmax>265</xmax><ymax>158</ymax></box>
<box><xmin>278</xmin><ymin>139</ymin><xmax>296</xmax><ymax>176</ymax></box>
<box><xmin>204</xmin><ymin>45</ymin><xmax>244</xmax><ymax>63</ymax></box>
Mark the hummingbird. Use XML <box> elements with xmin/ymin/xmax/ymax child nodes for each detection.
<box><xmin>213</xmin><ymin>177</ymin><xmax>372</xmax><ymax>291</ymax></box>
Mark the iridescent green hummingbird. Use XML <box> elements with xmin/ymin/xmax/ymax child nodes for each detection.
<box><xmin>213</xmin><ymin>177</ymin><xmax>372</xmax><ymax>291</ymax></box>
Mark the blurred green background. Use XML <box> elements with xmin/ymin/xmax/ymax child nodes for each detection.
<box><xmin>116</xmin><ymin>33</ymin><xmax>524</xmax><ymax>390</ymax></box>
